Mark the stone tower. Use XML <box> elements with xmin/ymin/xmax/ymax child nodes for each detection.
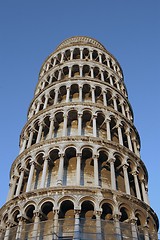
<box><xmin>0</xmin><ymin>36</ymin><xmax>158</xmax><ymax>239</ymax></box>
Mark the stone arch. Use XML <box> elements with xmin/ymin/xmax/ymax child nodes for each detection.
<box><xmin>107</xmin><ymin>90</ymin><xmax>114</xmax><ymax>108</ymax></box>
<box><xmin>48</xmin><ymin>89</ymin><xmax>55</xmax><ymax>107</ymax></box>
<box><xmin>96</xmin><ymin>111</ymin><xmax>106</xmax><ymax>139</ymax></box>
<box><xmin>95</xmin><ymin>85</ymin><xmax>103</xmax><ymax>104</ymax></box>
<box><xmin>121</xmin><ymin>121</ymin><xmax>128</xmax><ymax>148</ymax></box>
<box><xmin>92</xmin><ymin>49</ymin><xmax>99</xmax><ymax>62</ymax></box>
<box><xmin>55</xmin><ymin>52</ymin><xmax>61</xmax><ymax>65</ymax></box>
<box><xmin>58</xmin><ymin>85</ymin><xmax>67</xmax><ymax>103</ymax></box>
<box><xmin>82</xmin><ymin>64</ymin><xmax>91</xmax><ymax>77</ymax></box>
<box><xmin>40</xmin><ymin>201</ymin><xmax>54</xmax><ymax>220</ymax></box>
<box><xmin>83</xmin><ymin>48</ymin><xmax>90</xmax><ymax>60</ymax></box>
<box><xmin>58</xmin><ymin>200</ymin><xmax>75</xmax><ymax>238</ymax></box>
<box><xmin>64</xmin><ymin>49</ymin><xmax>71</xmax><ymax>61</ymax></box>
<box><xmin>82</xmin><ymin>83</ymin><xmax>91</xmax><ymax>102</ymax></box>
<box><xmin>110</xmin><ymin>116</ymin><xmax>119</xmax><ymax>143</ymax></box>
<box><xmin>67</xmin><ymin>110</ymin><xmax>78</xmax><ymax>136</ymax></box>
<box><xmin>48</xmin><ymin>148</ymin><xmax>60</xmax><ymax>187</ymax></box>
<box><xmin>81</xmin><ymin>148</ymin><xmax>94</xmax><ymax>186</ymax></box>
<box><xmin>71</xmin><ymin>64</ymin><xmax>80</xmax><ymax>77</ymax></box>
<box><xmin>53</xmin><ymin>111</ymin><xmax>64</xmax><ymax>137</ymax></box>
<box><xmin>93</xmin><ymin>66</ymin><xmax>101</xmax><ymax>80</ymax></box>
<box><xmin>73</xmin><ymin>48</ymin><xmax>80</xmax><ymax>59</ymax></box>
<box><xmin>114</xmin><ymin>152</ymin><xmax>124</xmax><ymax>192</ymax></box>
<box><xmin>98</xmin><ymin>150</ymin><xmax>110</xmax><ymax>188</ymax></box>
<box><xmin>101</xmin><ymin>53</ymin><xmax>108</xmax><ymax>66</ymax></box>
<box><xmin>82</xmin><ymin>110</ymin><xmax>92</xmax><ymax>136</ymax></box>
<box><xmin>127</xmin><ymin>159</ymin><xmax>136</xmax><ymax>197</ymax></box>
<box><xmin>63</xmin><ymin>147</ymin><xmax>77</xmax><ymax>186</ymax></box>
<box><xmin>135</xmin><ymin>210</ymin><xmax>146</xmax><ymax>227</ymax></box>
<box><xmin>69</xmin><ymin>84</ymin><xmax>79</xmax><ymax>102</ymax></box>
<box><xmin>61</xmin><ymin>66</ymin><xmax>69</xmax><ymax>79</ymax></box>
<box><xmin>103</xmin><ymin>70</ymin><xmax>110</xmax><ymax>83</ymax></box>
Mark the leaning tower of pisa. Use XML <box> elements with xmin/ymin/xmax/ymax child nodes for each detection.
<box><xmin>0</xmin><ymin>36</ymin><xmax>159</xmax><ymax>239</ymax></box>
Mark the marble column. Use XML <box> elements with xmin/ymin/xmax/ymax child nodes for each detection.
<box><xmin>27</xmin><ymin>129</ymin><xmax>34</xmax><ymax>148</ymax></box>
<box><xmin>43</xmin><ymin>94</ymin><xmax>49</xmax><ymax>109</ymax></box>
<box><xmin>117</xmin><ymin>123</ymin><xmax>123</xmax><ymax>146</ymax></box>
<box><xmin>35</xmin><ymin>101</ymin><xmax>41</xmax><ymax>114</ymax></box>
<box><xmin>106</xmin><ymin>117</ymin><xmax>111</xmax><ymax>141</ymax></box>
<box><xmin>20</xmin><ymin>135</ymin><xmax>27</xmax><ymax>153</ymax></box>
<box><xmin>96</xmin><ymin>211</ymin><xmax>102</xmax><ymax>240</ymax></box>
<box><xmin>60</xmin><ymin>51</ymin><xmax>64</xmax><ymax>63</ymax></box>
<box><xmin>130</xmin><ymin>218</ymin><xmax>138</xmax><ymax>239</ymax></box>
<box><xmin>122</xmin><ymin>164</ymin><xmax>130</xmax><ymax>195</ymax></box>
<box><xmin>93</xmin><ymin>155</ymin><xmax>99</xmax><ymax>186</ymax></box>
<box><xmin>91</xmin><ymin>87</ymin><xmax>95</xmax><ymax>103</ymax></box>
<box><xmin>76</xmin><ymin>154</ymin><xmax>81</xmax><ymax>185</ymax></box>
<box><xmin>125</xmin><ymin>129</ymin><xmax>133</xmax><ymax>151</ymax></box>
<box><xmin>15</xmin><ymin>216</ymin><xmax>24</xmax><ymax>240</ymax></box>
<box><xmin>53</xmin><ymin>210</ymin><xmax>59</xmax><ymax>239</ymax></box>
<box><xmin>74</xmin><ymin>210</ymin><xmax>80</xmax><ymax>239</ymax></box>
<box><xmin>54</xmin><ymin>89</ymin><xmax>59</xmax><ymax>104</ymax></box>
<box><xmin>57</xmin><ymin>154</ymin><xmax>64</xmax><ymax>185</ymax></box>
<box><xmin>113</xmin><ymin>214</ymin><xmax>122</xmax><ymax>240</ymax></box>
<box><xmin>26</xmin><ymin>161</ymin><xmax>35</xmax><ymax>192</ymax></box>
<box><xmin>103</xmin><ymin>90</ymin><xmax>107</xmax><ymax>106</ymax></box>
<box><xmin>112</xmin><ymin>96</ymin><xmax>118</xmax><ymax>111</ymax></box>
<box><xmin>32</xmin><ymin>211</ymin><xmax>41</xmax><ymax>239</ymax></box>
<box><xmin>92</xmin><ymin>114</ymin><xmax>97</xmax><ymax>137</ymax></box>
<box><xmin>7</xmin><ymin>175</ymin><xmax>18</xmax><ymax>200</ymax></box>
<box><xmin>41</xmin><ymin>157</ymin><xmax>49</xmax><ymax>188</ymax></box>
<box><xmin>78</xmin><ymin>113</ymin><xmax>82</xmax><ymax>135</ymax></box>
<box><xmin>66</xmin><ymin>86</ymin><xmax>70</xmax><ymax>102</ymax></box>
<box><xmin>140</xmin><ymin>179</ymin><xmax>148</xmax><ymax>204</ymax></box>
<box><xmin>4</xmin><ymin>224</ymin><xmax>10</xmax><ymax>240</ymax></box>
<box><xmin>62</xmin><ymin>113</ymin><xmax>68</xmax><ymax>137</ymax></box>
<box><xmin>79</xmin><ymin>65</ymin><xmax>83</xmax><ymax>77</ymax></box>
<box><xmin>36</xmin><ymin>120</ymin><xmax>43</xmax><ymax>143</ymax></box>
<box><xmin>48</xmin><ymin>115</ymin><xmax>54</xmax><ymax>139</ymax></box>
<box><xmin>108</xmin><ymin>158</ymin><xmax>116</xmax><ymax>190</ymax></box>
<box><xmin>79</xmin><ymin>85</ymin><xmax>82</xmax><ymax>102</ymax></box>
<box><xmin>132</xmin><ymin>171</ymin><xmax>141</xmax><ymax>200</ymax></box>
<box><xmin>15</xmin><ymin>169</ymin><xmax>24</xmax><ymax>196</ymax></box>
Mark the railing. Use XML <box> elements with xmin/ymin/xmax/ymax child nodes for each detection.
<box><xmin>1</xmin><ymin>218</ymin><xmax>159</xmax><ymax>240</ymax></box>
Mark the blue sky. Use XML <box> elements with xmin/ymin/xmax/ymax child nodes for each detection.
<box><xmin>0</xmin><ymin>0</ymin><xmax>160</xmax><ymax>224</ymax></box>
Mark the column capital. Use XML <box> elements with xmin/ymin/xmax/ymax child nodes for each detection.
<box><xmin>131</xmin><ymin>170</ymin><xmax>139</xmax><ymax>176</ymax></box>
<box><xmin>95</xmin><ymin>211</ymin><xmax>102</xmax><ymax>217</ymax></box>
<box><xmin>30</xmin><ymin>160</ymin><xmax>35</xmax><ymax>166</ymax></box>
<box><xmin>43</xmin><ymin>155</ymin><xmax>49</xmax><ymax>161</ymax></box>
<box><xmin>122</xmin><ymin>163</ymin><xmax>129</xmax><ymax>169</ymax></box>
<box><xmin>129</xmin><ymin>217</ymin><xmax>137</xmax><ymax>224</ymax></box>
<box><xmin>125</xmin><ymin>128</ymin><xmax>131</xmax><ymax>135</ymax></box>
<box><xmin>93</xmin><ymin>113</ymin><xmax>97</xmax><ymax>118</ymax></box>
<box><xmin>49</xmin><ymin>114</ymin><xmax>55</xmax><ymax>121</ymax></box>
<box><xmin>74</xmin><ymin>209</ymin><xmax>81</xmax><ymax>215</ymax></box>
<box><xmin>108</xmin><ymin>157</ymin><xmax>116</xmax><ymax>164</ymax></box>
<box><xmin>38</xmin><ymin>119</ymin><xmax>44</xmax><ymax>126</ymax></box>
<box><xmin>106</xmin><ymin>116</ymin><xmax>111</xmax><ymax>122</ymax></box>
<box><xmin>76</xmin><ymin>153</ymin><xmax>82</xmax><ymax>157</ymax></box>
<box><xmin>93</xmin><ymin>154</ymin><xmax>99</xmax><ymax>159</ymax></box>
<box><xmin>33</xmin><ymin>210</ymin><xmax>43</xmax><ymax>219</ymax></box>
<box><xmin>63</xmin><ymin>112</ymin><xmax>68</xmax><ymax>118</ymax></box>
<box><xmin>66</xmin><ymin>84</ymin><xmax>71</xmax><ymax>89</ymax></box>
<box><xmin>58</xmin><ymin>153</ymin><xmax>64</xmax><ymax>158</ymax></box>
<box><xmin>113</xmin><ymin>212</ymin><xmax>121</xmax><ymax>220</ymax></box>
<box><xmin>78</xmin><ymin>112</ymin><xmax>83</xmax><ymax>117</ymax></box>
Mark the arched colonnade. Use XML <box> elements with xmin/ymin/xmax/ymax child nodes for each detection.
<box><xmin>9</xmin><ymin>146</ymin><xmax>148</xmax><ymax>204</ymax></box>
<box><xmin>29</xmin><ymin>82</ymin><xmax>132</xmax><ymax>121</ymax></box>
